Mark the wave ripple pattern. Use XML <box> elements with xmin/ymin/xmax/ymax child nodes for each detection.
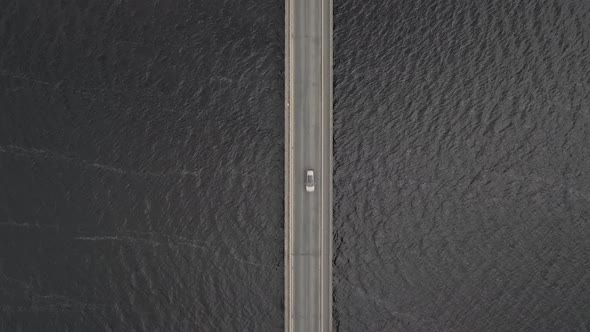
<box><xmin>0</xmin><ymin>0</ymin><xmax>284</xmax><ymax>330</ymax></box>
<box><xmin>334</xmin><ymin>0</ymin><xmax>590</xmax><ymax>331</ymax></box>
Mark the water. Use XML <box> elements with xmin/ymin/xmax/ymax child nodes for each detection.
<box><xmin>3</xmin><ymin>0</ymin><xmax>590</xmax><ymax>331</ymax></box>
<box><xmin>0</xmin><ymin>0</ymin><xmax>284</xmax><ymax>330</ymax></box>
<box><xmin>334</xmin><ymin>0</ymin><xmax>590</xmax><ymax>330</ymax></box>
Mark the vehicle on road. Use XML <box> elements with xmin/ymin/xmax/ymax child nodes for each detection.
<box><xmin>305</xmin><ymin>169</ymin><xmax>315</xmax><ymax>192</ymax></box>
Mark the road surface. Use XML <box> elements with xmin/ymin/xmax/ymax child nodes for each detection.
<box><xmin>285</xmin><ymin>0</ymin><xmax>333</xmax><ymax>331</ymax></box>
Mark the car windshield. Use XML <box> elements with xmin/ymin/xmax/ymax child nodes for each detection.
<box><xmin>307</xmin><ymin>175</ymin><xmax>313</xmax><ymax>182</ymax></box>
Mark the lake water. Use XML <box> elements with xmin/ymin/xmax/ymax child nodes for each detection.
<box><xmin>2</xmin><ymin>0</ymin><xmax>590</xmax><ymax>331</ymax></box>
<box><xmin>0</xmin><ymin>0</ymin><xmax>284</xmax><ymax>330</ymax></box>
<box><xmin>334</xmin><ymin>0</ymin><xmax>590</xmax><ymax>330</ymax></box>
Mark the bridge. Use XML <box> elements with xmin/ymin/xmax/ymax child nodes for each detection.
<box><xmin>284</xmin><ymin>0</ymin><xmax>333</xmax><ymax>331</ymax></box>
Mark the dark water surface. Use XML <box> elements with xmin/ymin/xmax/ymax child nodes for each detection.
<box><xmin>334</xmin><ymin>0</ymin><xmax>590</xmax><ymax>331</ymax></box>
<box><xmin>3</xmin><ymin>0</ymin><xmax>590</xmax><ymax>330</ymax></box>
<box><xmin>0</xmin><ymin>1</ymin><xmax>284</xmax><ymax>330</ymax></box>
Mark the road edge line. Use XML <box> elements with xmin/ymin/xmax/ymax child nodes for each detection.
<box><xmin>284</xmin><ymin>0</ymin><xmax>294</xmax><ymax>330</ymax></box>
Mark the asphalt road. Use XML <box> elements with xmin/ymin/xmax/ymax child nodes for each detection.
<box><xmin>285</xmin><ymin>0</ymin><xmax>333</xmax><ymax>331</ymax></box>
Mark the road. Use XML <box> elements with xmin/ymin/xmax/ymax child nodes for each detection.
<box><xmin>285</xmin><ymin>0</ymin><xmax>333</xmax><ymax>331</ymax></box>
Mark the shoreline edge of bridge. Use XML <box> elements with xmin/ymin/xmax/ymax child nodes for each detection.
<box><xmin>284</xmin><ymin>0</ymin><xmax>293</xmax><ymax>330</ymax></box>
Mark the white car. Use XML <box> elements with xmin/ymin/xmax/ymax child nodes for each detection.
<box><xmin>305</xmin><ymin>169</ymin><xmax>315</xmax><ymax>192</ymax></box>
